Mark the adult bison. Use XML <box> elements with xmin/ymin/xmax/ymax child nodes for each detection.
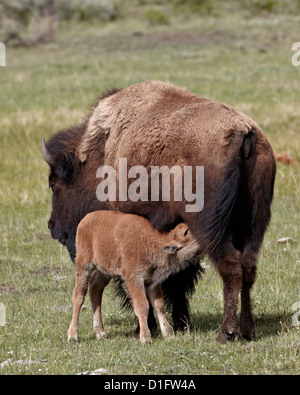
<box><xmin>42</xmin><ymin>80</ymin><xmax>276</xmax><ymax>342</ymax></box>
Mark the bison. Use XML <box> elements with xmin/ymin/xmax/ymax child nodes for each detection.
<box><xmin>68</xmin><ymin>211</ymin><xmax>201</xmax><ymax>344</ymax></box>
<box><xmin>42</xmin><ymin>80</ymin><xmax>276</xmax><ymax>342</ymax></box>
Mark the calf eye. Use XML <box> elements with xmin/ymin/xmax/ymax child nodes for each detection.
<box><xmin>184</xmin><ymin>228</ymin><xmax>189</xmax><ymax>237</ymax></box>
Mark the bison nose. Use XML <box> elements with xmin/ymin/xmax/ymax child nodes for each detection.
<box><xmin>48</xmin><ymin>219</ymin><xmax>54</xmax><ymax>230</ymax></box>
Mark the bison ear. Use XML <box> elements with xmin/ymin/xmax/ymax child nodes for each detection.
<box><xmin>55</xmin><ymin>152</ymin><xmax>79</xmax><ymax>183</ymax></box>
<box><xmin>162</xmin><ymin>245</ymin><xmax>178</xmax><ymax>255</ymax></box>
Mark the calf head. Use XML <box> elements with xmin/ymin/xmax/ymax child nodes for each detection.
<box><xmin>163</xmin><ymin>223</ymin><xmax>201</xmax><ymax>259</ymax></box>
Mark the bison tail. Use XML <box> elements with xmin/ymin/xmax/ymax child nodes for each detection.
<box><xmin>201</xmin><ymin>130</ymin><xmax>275</xmax><ymax>257</ymax></box>
<box><xmin>236</xmin><ymin>131</ymin><xmax>276</xmax><ymax>256</ymax></box>
<box><xmin>201</xmin><ymin>161</ymin><xmax>240</xmax><ymax>255</ymax></box>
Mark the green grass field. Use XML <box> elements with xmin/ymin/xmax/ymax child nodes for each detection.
<box><xmin>0</xmin><ymin>2</ymin><xmax>299</xmax><ymax>375</ymax></box>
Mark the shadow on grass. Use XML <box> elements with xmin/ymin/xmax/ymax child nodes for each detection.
<box><xmin>192</xmin><ymin>311</ymin><xmax>288</xmax><ymax>340</ymax></box>
<box><xmin>104</xmin><ymin>310</ymin><xmax>288</xmax><ymax>341</ymax></box>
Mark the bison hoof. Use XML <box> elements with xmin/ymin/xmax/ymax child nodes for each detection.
<box><xmin>239</xmin><ymin>324</ymin><xmax>256</xmax><ymax>341</ymax></box>
<box><xmin>217</xmin><ymin>330</ymin><xmax>238</xmax><ymax>344</ymax></box>
<box><xmin>173</xmin><ymin>317</ymin><xmax>192</xmax><ymax>333</ymax></box>
<box><xmin>239</xmin><ymin>333</ymin><xmax>256</xmax><ymax>342</ymax></box>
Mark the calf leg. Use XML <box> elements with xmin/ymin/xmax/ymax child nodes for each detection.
<box><xmin>68</xmin><ymin>263</ymin><xmax>94</xmax><ymax>342</ymax></box>
<box><xmin>213</xmin><ymin>243</ymin><xmax>243</xmax><ymax>343</ymax></box>
<box><xmin>147</xmin><ymin>285</ymin><xmax>173</xmax><ymax>338</ymax></box>
<box><xmin>132</xmin><ymin>306</ymin><xmax>158</xmax><ymax>339</ymax></box>
<box><xmin>125</xmin><ymin>276</ymin><xmax>151</xmax><ymax>344</ymax></box>
<box><xmin>89</xmin><ymin>270</ymin><xmax>110</xmax><ymax>340</ymax></box>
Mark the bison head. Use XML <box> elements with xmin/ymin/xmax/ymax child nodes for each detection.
<box><xmin>41</xmin><ymin>133</ymin><xmax>105</xmax><ymax>262</ymax></box>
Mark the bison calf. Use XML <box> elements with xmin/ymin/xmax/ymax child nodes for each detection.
<box><xmin>67</xmin><ymin>210</ymin><xmax>201</xmax><ymax>344</ymax></box>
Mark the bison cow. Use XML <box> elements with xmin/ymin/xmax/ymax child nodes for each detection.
<box><xmin>41</xmin><ymin>80</ymin><xmax>276</xmax><ymax>342</ymax></box>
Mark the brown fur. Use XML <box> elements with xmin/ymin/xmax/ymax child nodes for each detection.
<box><xmin>43</xmin><ymin>80</ymin><xmax>276</xmax><ymax>341</ymax></box>
<box><xmin>67</xmin><ymin>211</ymin><xmax>201</xmax><ymax>344</ymax></box>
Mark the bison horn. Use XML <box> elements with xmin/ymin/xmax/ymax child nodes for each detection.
<box><xmin>41</xmin><ymin>137</ymin><xmax>54</xmax><ymax>166</ymax></box>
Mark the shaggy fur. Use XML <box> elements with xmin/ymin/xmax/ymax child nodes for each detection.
<box><xmin>42</xmin><ymin>80</ymin><xmax>276</xmax><ymax>341</ymax></box>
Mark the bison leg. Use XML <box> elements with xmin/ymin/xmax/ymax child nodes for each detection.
<box><xmin>239</xmin><ymin>249</ymin><xmax>257</xmax><ymax>340</ymax></box>
<box><xmin>147</xmin><ymin>285</ymin><xmax>173</xmax><ymax>338</ymax></box>
<box><xmin>170</xmin><ymin>293</ymin><xmax>191</xmax><ymax>332</ymax></box>
<box><xmin>89</xmin><ymin>270</ymin><xmax>110</xmax><ymax>340</ymax></box>
<box><xmin>214</xmin><ymin>243</ymin><xmax>243</xmax><ymax>343</ymax></box>
<box><xmin>163</xmin><ymin>275</ymin><xmax>192</xmax><ymax>332</ymax></box>
<box><xmin>161</xmin><ymin>262</ymin><xmax>202</xmax><ymax>332</ymax></box>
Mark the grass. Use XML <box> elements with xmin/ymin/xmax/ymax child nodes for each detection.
<box><xmin>0</xmin><ymin>3</ymin><xmax>299</xmax><ymax>375</ymax></box>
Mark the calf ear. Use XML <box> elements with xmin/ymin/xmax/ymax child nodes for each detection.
<box><xmin>162</xmin><ymin>245</ymin><xmax>178</xmax><ymax>254</ymax></box>
<box><xmin>55</xmin><ymin>152</ymin><xmax>79</xmax><ymax>183</ymax></box>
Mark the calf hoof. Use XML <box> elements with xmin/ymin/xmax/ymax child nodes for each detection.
<box><xmin>132</xmin><ymin>321</ymin><xmax>158</xmax><ymax>339</ymax></box>
<box><xmin>140</xmin><ymin>337</ymin><xmax>151</xmax><ymax>345</ymax></box>
<box><xmin>67</xmin><ymin>325</ymin><xmax>78</xmax><ymax>342</ymax></box>
<box><xmin>140</xmin><ymin>331</ymin><xmax>152</xmax><ymax>345</ymax></box>
<box><xmin>95</xmin><ymin>331</ymin><xmax>108</xmax><ymax>340</ymax></box>
<box><xmin>163</xmin><ymin>326</ymin><xmax>174</xmax><ymax>338</ymax></box>
<box><xmin>67</xmin><ymin>333</ymin><xmax>78</xmax><ymax>342</ymax></box>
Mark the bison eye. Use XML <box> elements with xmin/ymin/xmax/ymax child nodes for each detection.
<box><xmin>184</xmin><ymin>228</ymin><xmax>189</xmax><ymax>237</ymax></box>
